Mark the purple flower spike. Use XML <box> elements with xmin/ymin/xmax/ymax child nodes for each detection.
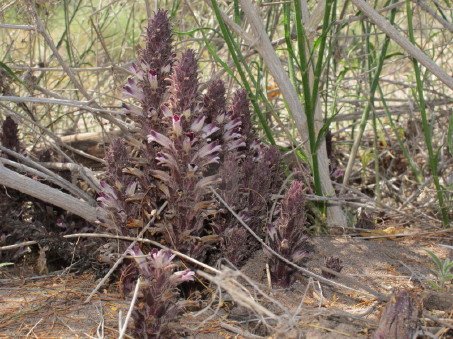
<box><xmin>123</xmin><ymin>245</ymin><xmax>195</xmax><ymax>338</ymax></box>
<box><xmin>265</xmin><ymin>181</ymin><xmax>310</xmax><ymax>287</ymax></box>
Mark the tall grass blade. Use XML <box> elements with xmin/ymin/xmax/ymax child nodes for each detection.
<box><xmin>406</xmin><ymin>0</ymin><xmax>449</xmax><ymax>227</ymax></box>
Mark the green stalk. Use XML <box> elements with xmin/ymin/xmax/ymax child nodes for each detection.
<box><xmin>342</xmin><ymin>1</ymin><xmax>397</xmax><ymax>188</ymax></box>
<box><xmin>405</xmin><ymin>0</ymin><xmax>449</xmax><ymax>226</ymax></box>
<box><xmin>377</xmin><ymin>83</ymin><xmax>422</xmax><ymax>183</ymax></box>
<box><xmin>293</xmin><ymin>0</ymin><xmax>321</xmax><ymax>196</ymax></box>
<box><xmin>363</xmin><ymin>13</ymin><xmax>381</xmax><ymax>200</ymax></box>
<box><xmin>283</xmin><ymin>2</ymin><xmax>299</xmax><ymax>95</ymax></box>
<box><xmin>210</xmin><ymin>0</ymin><xmax>276</xmax><ymax>145</ymax></box>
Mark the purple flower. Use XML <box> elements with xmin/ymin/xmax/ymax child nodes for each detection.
<box><xmin>149</xmin><ymin>248</ymin><xmax>176</xmax><ymax>269</ymax></box>
<box><xmin>265</xmin><ymin>181</ymin><xmax>310</xmax><ymax>287</ymax></box>
<box><xmin>192</xmin><ymin>142</ymin><xmax>221</xmax><ymax>163</ymax></box>
<box><xmin>148</xmin><ymin>70</ymin><xmax>158</xmax><ymax>89</ymax></box>
<box><xmin>147</xmin><ymin>130</ymin><xmax>174</xmax><ymax>149</ymax></box>
<box><xmin>122</xmin><ymin>103</ymin><xmax>144</xmax><ymax>117</ymax></box>
<box><xmin>126</xmin><ymin>246</ymin><xmax>152</xmax><ymax>276</ymax></box>
<box><xmin>123</xmin><ymin>78</ymin><xmax>144</xmax><ymax>101</ymax></box>
<box><xmin>156</xmin><ymin>151</ymin><xmax>178</xmax><ymax>169</ymax></box>
<box><xmin>172</xmin><ymin>115</ymin><xmax>182</xmax><ymax>136</ymax></box>
<box><xmin>161</xmin><ymin>104</ymin><xmax>173</xmax><ymax>118</ymax></box>
<box><xmin>201</xmin><ymin>122</ymin><xmax>220</xmax><ymax>138</ymax></box>
<box><xmin>195</xmin><ymin>175</ymin><xmax>221</xmax><ymax>192</ymax></box>
<box><xmin>130</xmin><ymin>63</ymin><xmax>144</xmax><ymax>80</ymax></box>
<box><xmin>191</xmin><ymin>115</ymin><xmax>206</xmax><ymax>133</ymax></box>
<box><xmin>170</xmin><ymin>269</ymin><xmax>195</xmax><ymax>284</ymax></box>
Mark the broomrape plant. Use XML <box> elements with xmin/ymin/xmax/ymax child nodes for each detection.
<box><xmin>97</xmin><ymin>9</ymin><xmax>301</xmax><ymax>265</ymax></box>
<box><xmin>125</xmin><ymin>246</ymin><xmax>194</xmax><ymax>338</ymax></box>
<box><xmin>96</xmin><ymin>10</ymin><xmax>312</xmax><ymax>334</ymax></box>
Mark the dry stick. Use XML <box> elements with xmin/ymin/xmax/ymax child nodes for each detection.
<box><xmin>197</xmin><ymin>269</ymin><xmax>278</xmax><ymax>319</ymax></box>
<box><xmin>209</xmin><ymin>187</ymin><xmax>388</xmax><ymax>301</ymax></box>
<box><xmin>41</xmin><ymin>162</ymin><xmax>101</xmax><ymax>193</ymax></box>
<box><xmin>350</xmin><ymin>0</ymin><xmax>453</xmax><ymax>91</ymax></box>
<box><xmin>0</xmin><ymin>232</ymin><xmax>221</xmax><ymax>275</ymax></box>
<box><xmin>118</xmin><ymin>276</ymin><xmax>141</xmax><ymax>339</ymax></box>
<box><xmin>0</xmin><ymin>96</ymin><xmax>120</xmax><ymax>165</ymax></box>
<box><xmin>0</xmin><ymin>157</ymin><xmax>100</xmax><ymax>197</ymax></box>
<box><xmin>424</xmin><ymin>313</ymin><xmax>453</xmax><ymax>330</ymax></box>
<box><xmin>0</xmin><ymin>146</ymin><xmax>94</xmax><ymax>204</ymax></box>
<box><xmin>27</xmin><ymin>3</ymin><xmax>129</xmax><ymax>133</ymax></box>
<box><xmin>0</xmin><ymin>162</ymin><xmax>97</xmax><ymax>222</ymax></box>
<box><xmin>334</xmin><ymin>1</ymin><xmax>405</xmax><ymax>26</ymax></box>
<box><xmin>219</xmin><ymin>323</ymin><xmax>265</xmax><ymax>339</ymax></box>
<box><xmin>0</xmin><ymin>1</ymin><xmax>17</xmax><ymax>13</ymax></box>
<box><xmin>0</xmin><ymin>104</ymin><xmax>73</xmax><ymax>164</ymax></box>
<box><xmin>0</xmin><ymin>95</ymin><xmax>121</xmax><ymax>116</ymax></box>
<box><xmin>0</xmin><ymin>23</ymin><xmax>35</xmax><ymax>30</ymax></box>
<box><xmin>416</xmin><ymin>0</ymin><xmax>453</xmax><ymax>33</ymax></box>
<box><xmin>9</xmin><ymin>65</ymin><xmax>130</xmax><ymax>73</ymax></box>
<box><xmin>69</xmin><ymin>233</ymin><xmax>221</xmax><ymax>275</ymax></box>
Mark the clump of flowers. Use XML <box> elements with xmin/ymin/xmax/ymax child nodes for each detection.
<box><xmin>322</xmin><ymin>256</ymin><xmax>343</xmax><ymax>279</ymax></box>
<box><xmin>265</xmin><ymin>181</ymin><xmax>310</xmax><ymax>287</ymax></box>
<box><xmin>97</xmin><ymin>10</ymin><xmax>285</xmax><ymax>265</ymax></box>
<box><xmin>125</xmin><ymin>246</ymin><xmax>194</xmax><ymax>338</ymax></box>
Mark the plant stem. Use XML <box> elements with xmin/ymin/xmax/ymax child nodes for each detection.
<box><xmin>406</xmin><ymin>0</ymin><xmax>449</xmax><ymax>227</ymax></box>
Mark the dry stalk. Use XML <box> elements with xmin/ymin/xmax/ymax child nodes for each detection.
<box><xmin>118</xmin><ymin>277</ymin><xmax>141</xmax><ymax>339</ymax></box>
<box><xmin>197</xmin><ymin>268</ymin><xmax>278</xmax><ymax>319</ymax></box>
<box><xmin>0</xmin><ymin>160</ymin><xmax>97</xmax><ymax>222</ymax></box>
<box><xmin>1</xmin><ymin>149</ymin><xmax>92</xmax><ymax>199</ymax></box>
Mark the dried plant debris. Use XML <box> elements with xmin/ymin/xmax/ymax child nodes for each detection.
<box><xmin>373</xmin><ymin>289</ymin><xmax>420</xmax><ymax>339</ymax></box>
<box><xmin>322</xmin><ymin>256</ymin><xmax>344</xmax><ymax>279</ymax></box>
<box><xmin>1</xmin><ymin>117</ymin><xmax>21</xmax><ymax>156</ymax></box>
<box><xmin>355</xmin><ymin>209</ymin><xmax>375</xmax><ymax>230</ymax></box>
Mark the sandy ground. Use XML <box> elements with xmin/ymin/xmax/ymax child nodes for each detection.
<box><xmin>1</xmin><ymin>228</ymin><xmax>452</xmax><ymax>338</ymax></box>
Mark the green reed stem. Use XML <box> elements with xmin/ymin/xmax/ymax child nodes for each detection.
<box><xmin>406</xmin><ymin>0</ymin><xmax>449</xmax><ymax>227</ymax></box>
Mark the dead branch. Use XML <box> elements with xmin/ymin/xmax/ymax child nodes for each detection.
<box><xmin>0</xmin><ymin>161</ymin><xmax>97</xmax><ymax>223</ymax></box>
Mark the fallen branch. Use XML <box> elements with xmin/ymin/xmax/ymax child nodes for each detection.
<box><xmin>0</xmin><ymin>161</ymin><xmax>97</xmax><ymax>223</ymax></box>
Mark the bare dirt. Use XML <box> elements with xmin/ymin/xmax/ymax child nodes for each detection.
<box><xmin>1</xmin><ymin>225</ymin><xmax>452</xmax><ymax>338</ymax></box>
